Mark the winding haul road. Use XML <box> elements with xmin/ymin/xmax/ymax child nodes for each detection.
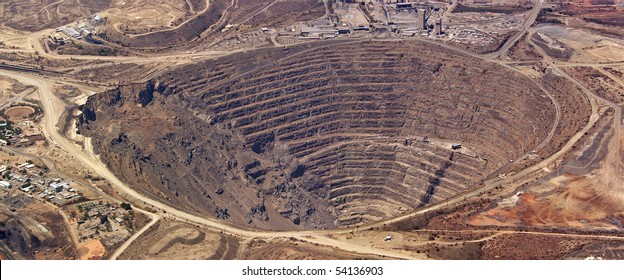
<box><xmin>1</xmin><ymin>44</ymin><xmax>614</xmax><ymax>260</ymax></box>
<box><xmin>0</xmin><ymin>68</ymin><xmax>420</xmax><ymax>259</ymax></box>
<box><xmin>484</xmin><ymin>0</ymin><xmax>544</xmax><ymax>59</ymax></box>
<box><xmin>1</xmin><ymin>0</ymin><xmax>623</xmax><ymax>259</ymax></box>
<box><xmin>4</xmin><ymin>59</ymin><xmax>605</xmax><ymax>260</ymax></box>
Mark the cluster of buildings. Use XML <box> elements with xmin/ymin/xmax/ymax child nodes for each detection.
<box><xmin>266</xmin><ymin>1</ymin><xmax>449</xmax><ymax>46</ymax></box>
<box><xmin>52</xmin><ymin>14</ymin><xmax>106</xmax><ymax>43</ymax></box>
<box><xmin>56</xmin><ymin>27</ymin><xmax>81</xmax><ymax>39</ymax></box>
<box><xmin>307</xmin><ymin>1</ymin><xmax>445</xmax><ymax>40</ymax></box>
<box><xmin>75</xmin><ymin>201</ymin><xmax>130</xmax><ymax>241</ymax></box>
<box><xmin>387</xmin><ymin>3</ymin><xmax>444</xmax><ymax>36</ymax></box>
<box><xmin>1</xmin><ymin>160</ymin><xmax>132</xmax><ymax>243</ymax></box>
<box><xmin>0</xmin><ymin>162</ymin><xmax>81</xmax><ymax>206</ymax></box>
<box><xmin>0</xmin><ymin>120</ymin><xmax>18</xmax><ymax>146</ymax></box>
<box><xmin>297</xmin><ymin>19</ymin><xmax>355</xmax><ymax>39</ymax></box>
<box><xmin>0</xmin><ymin>118</ymin><xmax>45</xmax><ymax>147</ymax></box>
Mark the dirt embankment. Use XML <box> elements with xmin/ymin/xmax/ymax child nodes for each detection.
<box><xmin>100</xmin><ymin>0</ymin><xmax>229</xmax><ymax>49</ymax></box>
<box><xmin>240</xmin><ymin>237</ymin><xmax>387</xmax><ymax>260</ymax></box>
<box><xmin>1</xmin><ymin>0</ymin><xmax>113</xmax><ymax>32</ymax></box>
<box><xmin>118</xmin><ymin>220</ymin><xmax>239</xmax><ymax>260</ymax></box>
<box><xmin>0</xmin><ymin>204</ymin><xmax>79</xmax><ymax>260</ymax></box>
<box><xmin>559</xmin><ymin>2</ymin><xmax>624</xmax><ymax>27</ymax></box>
<box><xmin>508</xmin><ymin>34</ymin><xmax>543</xmax><ymax>60</ymax></box>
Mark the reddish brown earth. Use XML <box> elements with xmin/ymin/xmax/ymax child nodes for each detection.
<box><xmin>467</xmin><ymin>187</ymin><xmax>623</xmax><ymax>230</ymax></box>
<box><xmin>559</xmin><ymin>1</ymin><xmax>624</xmax><ymax>26</ymax></box>
<box><xmin>4</xmin><ymin>105</ymin><xmax>34</xmax><ymax>120</ymax></box>
<box><xmin>480</xmin><ymin>234</ymin><xmax>594</xmax><ymax>259</ymax></box>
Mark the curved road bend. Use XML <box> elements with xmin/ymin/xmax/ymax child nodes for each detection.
<box><xmin>0</xmin><ymin>59</ymin><xmax>604</xmax><ymax>259</ymax></box>
<box><xmin>0</xmin><ymin>33</ymin><xmax>606</xmax><ymax>259</ymax></box>
<box><xmin>0</xmin><ymin>70</ymin><xmax>162</xmax><ymax>258</ymax></box>
<box><xmin>0</xmin><ymin>13</ymin><xmax>617</xmax><ymax>257</ymax></box>
<box><xmin>0</xmin><ymin>67</ymin><xmax>420</xmax><ymax>260</ymax></box>
<box><xmin>483</xmin><ymin>0</ymin><xmax>544</xmax><ymax>59</ymax></box>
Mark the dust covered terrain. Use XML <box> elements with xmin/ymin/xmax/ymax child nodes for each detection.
<box><xmin>1</xmin><ymin>0</ymin><xmax>623</xmax><ymax>261</ymax></box>
<box><xmin>78</xmin><ymin>40</ymin><xmax>555</xmax><ymax>230</ymax></box>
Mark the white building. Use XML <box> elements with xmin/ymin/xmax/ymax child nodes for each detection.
<box><xmin>49</xmin><ymin>182</ymin><xmax>69</xmax><ymax>192</ymax></box>
<box><xmin>60</xmin><ymin>27</ymin><xmax>80</xmax><ymax>38</ymax></box>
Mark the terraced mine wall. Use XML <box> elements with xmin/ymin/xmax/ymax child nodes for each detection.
<box><xmin>78</xmin><ymin>40</ymin><xmax>556</xmax><ymax>230</ymax></box>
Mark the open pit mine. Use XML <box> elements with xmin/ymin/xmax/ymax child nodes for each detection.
<box><xmin>77</xmin><ymin>40</ymin><xmax>556</xmax><ymax>230</ymax></box>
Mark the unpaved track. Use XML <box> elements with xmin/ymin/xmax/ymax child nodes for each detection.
<box><xmin>109</xmin><ymin>215</ymin><xmax>161</xmax><ymax>260</ymax></box>
<box><xmin>0</xmin><ymin>68</ymin><xmax>419</xmax><ymax>260</ymax></box>
<box><xmin>1</xmin><ymin>145</ymin><xmax>162</xmax><ymax>260</ymax></box>
<box><xmin>409</xmin><ymin>229</ymin><xmax>624</xmax><ymax>241</ymax></box>
<box><xmin>0</xmin><ymin>87</ymin><xmax>36</xmax><ymax>110</ymax></box>
<box><xmin>122</xmin><ymin>0</ymin><xmax>213</xmax><ymax>38</ymax></box>
<box><xmin>595</xmin><ymin>67</ymin><xmax>624</xmax><ymax>91</ymax></box>
<box><xmin>2</xmin><ymin>7</ymin><xmax>621</xmax><ymax>257</ymax></box>
<box><xmin>361</xmin><ymin>73</ymin><xmax>598</xmax><ymax>230</ymax></box>
<box><xmin>0</xmin><ymin>56</ymin><xmax>604</xmax><ymax>260</ymax></box>
<box><xmin>483</xmin><ymin>0</ymin><xmax>544</xmax><ymax>59</ymax></box>
<box><xmin>526</xmin><ymin>30</ymin><xmax>622</xmax><ymax>132</ymax></box>
<box><xmin>0</xmin><ymin>69</ymin><xmax>162</xmax><ymax>260</ymax></box>
<box><xmin>1</xmin><ymin>34</ymin><xmax>611</xmax><ymax>259</ymax></box>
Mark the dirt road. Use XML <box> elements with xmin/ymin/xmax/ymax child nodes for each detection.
<box><xmin>484</xmin><ymin>0</ymin><xmax>544</xmax><ymax>59</ymax></box>
<box><xmin>0</xmin><ymin>68</ymin><xmax>422</xmax><ymax>259</ymax></box>
<box><xmin>0</xmin><ymin>56</ymin><xmax>607</xmax><ymax>260</ymax></box>
<box><xmin>109</xmin><ymin>215</ymin><xmax>161</xmax><ymax>260</ymax></box>
<box><xmin>1</xmin><ymin>13</ymin><xmax>620</xmax><ymax>258</ymax></box>
<box><xmin>0</xmin><ymin>69</ymin><xmax>163</xmax><ymax>258</ymax></box>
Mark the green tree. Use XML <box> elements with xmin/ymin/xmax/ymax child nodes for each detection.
<box><xmin>120</xmin><ymin>202</ymin><xmax>132</xmax><ymax>210</ymax></box>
